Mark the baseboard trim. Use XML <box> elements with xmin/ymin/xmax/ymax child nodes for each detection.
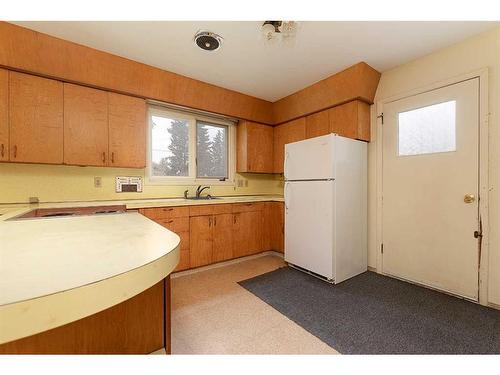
<box><xmin>171</xmin><ymin>251</ymin><xmax>284</xmax><ymax>279</ymax></box>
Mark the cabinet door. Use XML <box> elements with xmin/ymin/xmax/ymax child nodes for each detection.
<box><xmin>305</xmin><ymin>110</ymin><xmax>330</xmax><ymax>139</ymax></box>
<box><xmin>9</xmin><ymin>72</ymin><xmax>63</xmax><ymax>164</ymax></box>
<box><xmin>273</xmin><ymin>118</ymin><xmax>306</xmax><ymax>173</ymax></box>
<box><xmin>233</xmin><ymin>211</ymin><xmax>263</xmax><ymax>257</ymax></box>
<box><xmin>108</xmin><ymin>93</ymin><xmax>146</xmax><ymax>168</ymax></box>
<box><xmin>270</xmin><ymin>202</ymin><xmax>285</xmax><ymax>253</ymax></box>
<box><xmin>189</xmin><ymin>216</ymin><xmax>213</xmax><ymax>268</ymax></box>
<box><xmin>236</xmin><ymin>121</ymin><xmax>273</xmax><ymax>173</ymax></box>
<box><xmin>0</xmin><ymin>69</ymin><xmax>7</xmax><ymax>161</ymax></box>
<box><xmin>329</xmin><ymin>100</ymin><xmax>370</xmax><ymax>141</ymax></box>
<box><xmin>63</xmin><ymin>83</ymin><xmax>108</xmax><ymax>166</ymax></box>
<box><xmin>213</xmin><ymin>213</ymin><xmax>233</xmax><ymax>262</ymax></box>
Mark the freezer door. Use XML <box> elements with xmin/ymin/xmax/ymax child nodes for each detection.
<box><xmin>285</xmin><ymin>134</ymin><xmax>335</xmax><ymax>181</ymax></box>
<box><xmin>284</xmin><ymin>180</ymin><xmax>335</xmax><ymax>280</ymax></box>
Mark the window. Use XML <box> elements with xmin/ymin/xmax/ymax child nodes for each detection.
<box><xmin>398</xmin><ymin>100</ymin><xmax>456</xmax><ymax>156</ymax></box>
<box><xmin>148</xmin><ymin>106</ymin><xmax>235</xmax><ymax>184</ymax></box>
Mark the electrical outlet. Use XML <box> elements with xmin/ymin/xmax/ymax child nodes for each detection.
<box><xmin>94</xmin><ymin>177</ymin><xmax>102</xmax><ymax>188</ymax></box>
<box><xmin>237</xmin><ymin>179</ymin><xmax>244</xmax><ymax>188</ymax></box>
<box><xmin>244</xmin><ymin>180</ymin><xmax>249</xmax><ymax>187</ymax></box>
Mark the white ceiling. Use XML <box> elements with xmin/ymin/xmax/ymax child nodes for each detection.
<box><xmin>12</xmin><ymin>21</ymin><xmax>499</xmax><ymax>102</ymax></box>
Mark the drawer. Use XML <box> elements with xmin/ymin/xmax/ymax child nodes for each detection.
<box><xmin>157</xmin><ymin>217</ymin><xmax>190</xmax><ymax>233</ymax></box>
<box><xmin>189</xmin><ymin>204</ymin><xmax>232</xmax><ymax>216</ymax></box>
<box><xmin>174</xmin><ymin>248</ymin><xmax>190</xmax><ymax>272</ymax></box>
<box><xmin>141</xmin><ymin>206</ymin><xmax>190</xmax><ymax>220</ymax></box>
<box><xmin>232</xmin><ymin>202</ymin><xmax>264</xmax><ymax>213</ymax></box>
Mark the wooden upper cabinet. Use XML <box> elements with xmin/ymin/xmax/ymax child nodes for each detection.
<box><xmin>329</xmin><ymin>100</ymin><xmax>371</xmax><ymax>141</ymax></box>
<box><xmin>63</xmin><ymin>83</ymin><xmax>108</xmax><ymax>166</ymax></box>
<box><xmin>236</xmin><ymin>121</ymin><xmax>273</xmax><ymax>173</ymax></box>
<box><xmin>0</xmin><ymin>69</ymin><xmax>8</xmax><ymax>161</ymax></box>
<box><xmin>108</xmin><ymin>93</ymin><xmax>146</xmax><ymax>168</ymax></box>
<box><xmin>9</xmin><ymin>72</ymin><xmax>63</xmax><ymax>164</ymax></box>
<box><xmin>305</xmin><ymin>110</ymin><xmax>330</xmax><ymax>139</ymax></box>
<box><xmin>273</xmin><ymin>117</ymin><xmax>306</xmax><ymax>173</ymax></box>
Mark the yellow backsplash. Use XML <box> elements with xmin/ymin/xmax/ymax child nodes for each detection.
<box><xmin>0</xmin><ymin>163</ymin><xmax>284</xmax><ymax>204</ymax></box>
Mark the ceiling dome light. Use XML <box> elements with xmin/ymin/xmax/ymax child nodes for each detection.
<box><xmin>194</xmin><ymin>31</ymin><xmax>223</xmax><ymax>52</ymax></box>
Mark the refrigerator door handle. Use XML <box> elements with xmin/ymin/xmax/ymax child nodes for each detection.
<box><xmin>285</xmin><ymin>183</ymin><xmax>291</xmax><ymax>211</ymax></box>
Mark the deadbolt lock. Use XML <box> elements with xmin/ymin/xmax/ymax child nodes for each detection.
<box><xmin>464</xmin><ymin>194</ymin><xmax>476</xmax><ymax>203</ymax></box>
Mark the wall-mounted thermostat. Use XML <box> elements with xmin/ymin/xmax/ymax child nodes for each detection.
<box><xmin>115</xmin><ymin>176</ymin><xmax>143</xmax><ymax>193</ymax></box>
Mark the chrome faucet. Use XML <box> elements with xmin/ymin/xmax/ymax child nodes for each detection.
<box><xmin>196</xmin><ymin>185</ymin><xmax>210</xmax><ymax>198</ymax></box>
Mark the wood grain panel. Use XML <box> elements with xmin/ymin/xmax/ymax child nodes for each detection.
<box><xmin>236</xmin><ymin>121</ymin><xmax>274</xmax><ymax>173</ymax></box>
<box><xmin>0</xmin><ymin>281</ymin><xmax>165</xmax><ymax>354</ymax></box>
<box><xmin>189</xmin><ymin>204</ymin><xmax>233</xmax><ymax>216</ymax></box>
<box><xmin>213</xmin><ymin>213</ymin><xmax>233</xmax><ymax>263</ymax></box>
<box><xmin>273</xmin><ymin>118</ymin><xmax>306</xmax><ymax>173</ymax></box>
<box><xmin>63</xmin><ymin>83</ymin><xmax>108</xmax><ymax>166</ymax></box>
<box><xmin>108</xmin><ymin>92</ymin><xmax>146</xmax><ymax>168</ymax></box>
<box><xmin>0</xmin><ymin>69</ymin><xmax>7</xmax><ymax>161</ymax></box>
<box><xmin>189</xmin><ymin>215</ymin><xmax>213</xmax><ymax>268</ymax></box>
<box><xmin>270</xmin><ymin>202</ymin><xmax>285</xmax><ymax>253</ymax></box>
<box><xmin>164</xmin><ymin>277</ymin><xmax>171</xmax><ymax>354</ymax></box>
<box><xmin>9</xmin><ymin>71</ymin><xmax>63</xmax><ymax>164</ymax></box>
<box><xmin>273</xmin><ymin>62</ymin><xmax>380</xmax><ymax>124</ymax></box>
<box><xmin>233</xmin><ymin>211</ymin><xmax>263</xmax><ymax>257</ymax></box>
<box><xmin>0</xmin><ymin>22</ymin><xmax>273</xmax><ymax>124</ymax></box>
<box><xmin>305</xmin><ymin>109</ymin><xmax>330</xmax><ymax>139</ymax></box>
<box><xmin>329</xmin><ymin>100</ymin><xmax>371</xmax><ymax>141</ymax></box>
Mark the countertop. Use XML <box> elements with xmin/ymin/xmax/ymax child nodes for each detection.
<box><xmin>0</xmin><ymin>194</ymin><xmax>283</xmax><ymax>344</ymax></box>
<box><xmin>0</xmin><ymin>210</ymin><xmax>181</xmax><ymax>344</ymax></box>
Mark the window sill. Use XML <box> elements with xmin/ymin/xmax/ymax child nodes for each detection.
<box><xmin>146</xmin><ymin>177</ymin><xmax>235</xmax><ymax>187</ymax></box>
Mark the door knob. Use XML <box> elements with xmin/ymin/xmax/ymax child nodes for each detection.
<box><xmin>464</xmin><ymin>194</ymin><xmax>476</xmax><ymax>203</ymax></box>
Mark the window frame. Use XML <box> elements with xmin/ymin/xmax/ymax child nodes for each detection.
<box><xmin>146</xmin><ymin>105</ymin><xmax>236</xmax><ymax>186</ymax></box>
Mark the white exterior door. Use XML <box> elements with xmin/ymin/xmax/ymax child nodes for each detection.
<box><xmin>285</xmin><ymin>180</ymin><xmax>335</xmax><ymax>279</ymax></box>
<box><xmin>382</xmin><ymin>78</ymin><xmax>480</xmax><ymax>300</ymax></box>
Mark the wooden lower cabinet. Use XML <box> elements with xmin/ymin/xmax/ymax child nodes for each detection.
<box><xmin>233</xmin><ymin>211</ymin><xmax>263</xmax><ymax>258</ymax></box>
<box><xmin>189</xmin><ymin>215</ymin><xmax>213</xmax><ymax>268</ymax></box>
<box><xmin>0</xmin><ymin>279</ymin><xmax>170</xmax><ymax>354</ymax></box>
<box><xmin>213</xmin><ymin>213</ymin><xmax>233</xmax><ymax>262</ymax></box>
<box><xmin>139</xmin><ymin>201</ymin><xmax>283</xmax><ymax>272</ymax></box>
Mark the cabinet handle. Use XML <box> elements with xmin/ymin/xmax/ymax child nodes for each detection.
<box><xmin>111</xmin><ymin>152</ymin><xmax>114</xmax><ymax>163</ymax></box>
<box><xmin>214</xmin><ymin>216</ymin><xmax>217</xmax><ymax>226</ymax></box>
<box><xmin>233</xmin><ymin>215</ymin><xmax>237</xmax><ymax>224</ymax></box>
<box><xmin>0</xmin><ymin>144</ymin><xmax>4</xmax><ymax>158</ymax></box>
<box><xmin>162</xmin><ymin>208</ymin><xmax>173</xmax><ymax>212</ymax></box>
<box><xmin>102</xmin><ymin>152</ymin><xmax>106</xmax><ymax>163</ymax></box>
<box><xmin>13</xmin><ymin>145</ymin><xmax>17</xmax><ymax>159</ymax></box>
<box><xmin>209</xmin><ymin>217</ymin><xmax>212</xmax><ymax>227</ymax></box>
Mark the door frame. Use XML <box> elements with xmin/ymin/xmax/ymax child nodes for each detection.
<box><xmin>374</xmin><ymin>68</ymin><xmax>489</xmax><ymax>305</ymax></box>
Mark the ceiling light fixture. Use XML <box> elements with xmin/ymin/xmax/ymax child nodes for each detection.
<box><xmin>261</xmin><ymin>21</ymin><xmax>298</xmax><ymax>44</ymax></box>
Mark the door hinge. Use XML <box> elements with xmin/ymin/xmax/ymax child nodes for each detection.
<box><xmin>381</xmin><ymin>243</ymin><xmax>384</xmax><ymax>254</ymax></box>
<box><xmin>377</xmin><ymin>113</ymin><xmax>384</xmax><ymax>125</ymax></box>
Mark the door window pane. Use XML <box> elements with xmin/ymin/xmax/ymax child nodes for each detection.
<box><xmin>196</xmin><ymin>122</ymin><xmax>228</xmax><ymax>179</ymax></box>
<box><xmin>151</xmin><ymin>115</ymin><xmax>189</xmax><ymax>176</ymax></box>
<box><xmin>398</xmin><ymin>100</ymin><xmax>456</xmax><ymax>156</ymax></box>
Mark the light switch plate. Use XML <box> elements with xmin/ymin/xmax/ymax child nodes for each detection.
<box><xmin>94</xmin><ymin>177</ymin><xmax>102</xmax><ymax>188</ymax></box>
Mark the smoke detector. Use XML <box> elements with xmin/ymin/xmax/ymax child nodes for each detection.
<box><xmin>194</xmin><ymin>31</ymin><xmax>223</xmax><ymax>52</ymax></box>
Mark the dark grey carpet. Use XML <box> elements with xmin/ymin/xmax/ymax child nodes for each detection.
<box><xmin>238</xmin><ymin>267</ymin><xmax>500</xmax><ymax>354</ymax></box>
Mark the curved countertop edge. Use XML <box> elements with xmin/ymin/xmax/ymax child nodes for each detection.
<box><xmin>0</xmin><ymin>243</ymin><xmax>180</xmax><ymax>345</ymax></box>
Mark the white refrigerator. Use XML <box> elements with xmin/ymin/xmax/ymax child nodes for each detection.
<box><xmin>284</xmin><ymin>134</ymin><xmax>367</xmax><ymax>283</ymax></box>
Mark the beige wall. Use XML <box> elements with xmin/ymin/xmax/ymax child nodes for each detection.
<box><xmin>368</xmin><ymin>26</ymin><xmax>500</xmax><ymax>306</ymax></box>
<box><xmin>0</xmin><ymin>163</ymin><xmax>282</xmax><ymax>204</ymax></box>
